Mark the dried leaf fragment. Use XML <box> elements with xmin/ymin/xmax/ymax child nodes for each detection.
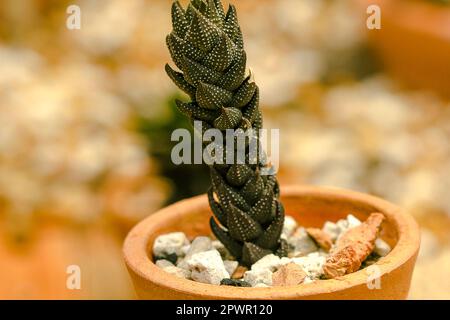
<box><xmin>231</xmin><ymin>265</ymin><xmax>248</xmax><ymax>279</ymax></box>
<box><xmin>323</xmin><ymin>212</ymin><xmax>385</xmax><ymax>279</ymax></box>
<box><xmin>306</xmin><ymin>228</ymin><xmax>333</xmax><ymax>251</ymax></box>
<box><xmin>272</xmin><ymin>262</ymin><xmax>307</xmax><ymax>286</ymax></box>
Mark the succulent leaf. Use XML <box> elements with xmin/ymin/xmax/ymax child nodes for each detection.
<box><xmin>185</xmin><ymin>3</ymin><xmax>196</xmax><ymax>23</ymax></box>
<box><xmin>193</xmin><ymin>106</ymin><xmax>220</xmax><ymax>122</ymax></box>
<box><xmin>166</xmin><ymin>35</ymin><xmax>185</xmax><ymax>70</ymax></box>
<box><xmin>192</xmin><ymin>0</ymin><xmax>208</xmax><ymax>13</ymax></box>
<box><xmin>243</xmin><ymin>87</ymin><xmax>259</xmax><ymax>123</ymax></box>
<box><xmin>218</xmin><ymin>50</ymin><xmax>247</xmax><ymax>91</ymax></box>
<box><xmin>205</xmin><ymin>0</ymin><xmax>223</xmax><ymax>27</ymax></box>
<box><xmin>275</xmin><ymin>238</ymin><xmax>289</xmax><ymax>258</ymax></box>
<box><xmin>196</xmin><ymin>82</ymin><xmax>232</xmax><ymax>110</ymax></box>
<box><xmin>168</xmin><ymin>32</ymin><xmax>206</xmax><ymax>62</ymax></box>
<box><xmin>248</xmin><ymin>190</ymin><xmax>276</xmax><ymax>224</ymax></box>
<box><xmin>175</xmin><ymin>99</ymin><xmax>194</xmax><ymax>118</ymax></box>
<box><xmin>227</xmin><ymin>205</ymin><xmax>262</xmax><ymax>242</ymax></box>
<box><xmin>242</xmin><ymin>242</ymin><xmax>272</xmax><ymax>267</ymax></box>
<box><xmin>202</xmin><ymin>33</ymin><xmax>236</xmax><ymax>72</ymax></box>
<box><xmin>226</xmin><ymin>164</ymin><xmax>253</xmax><ymax>187</ymax></box>
<box><xmin>165</xmin><ymin>64</ymin><xmax>196</xmax><ymax>98</ymax></box>
<box><xmin>208</xmin><ymin>188</ymin><xmax>227</xmax><ymax>227</ymax></box>
<box><xmin>171</xmin><ymin>1</ymin><xmax>189</xmax><ymax>38</ymax></box>
<box><xmin>185</xmin><ymin>6</ymin><xmax>221</xmax><ymax>52</ymax></box>
<box><xmin>182</xmin><ymin>56</ymin><xmax>222</xmax><ymax>86</ymax></box>
<box><xmin>214</xmin><ymin>107</ymin><xmax>242</xmax><ymax>130</ymax></box>
<box><xmin>255</xmin><ymin>200</ymin><xmax>284</xmax><ymax>249</ymax></box>
<box><xmin>223</xmin><ymin>5</ymin><xmax>244</xmax><ymax>49</ymax></box>
<box><xmin>253</xmin><ymin>110</ymin><xmax>263</xmax><ymax>131</ymax></box>
<box><xmin>211</xmin><ymin>168</ymin><xmax>250</xmax><ymax>211</ymax></box>
<box><xmin>231</xmin><ymin>75</ymin><xmax>257</xmax><ymax>108</ymax></box>
<box><xmin>212</xmin><ymin>0</ymin><xmax>226</xmax><ymax>20</ymax></box>
<box><xmin>266</xmin><ymin>174</ymin><xmax>280</xmax><ymax>197</ymax></box>
<box><xmin>210</xmin><ymin>217</ymin><xmax>242</xmax><ymax>258</ymax></box>
<box><xmin>240</xmin><ymin>173</ymin><xmax>264</xmax><ymax>205</ymax></box>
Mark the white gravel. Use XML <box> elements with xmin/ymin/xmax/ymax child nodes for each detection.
<box><xmin>153</xmin><ymin>214</ymin><xmax>392</xmax><ymax>287</ymax></box>
<box><xmin>153</xmin><ymin>232</ymin><xmax>190</xmax><ymax>257</ymax></box>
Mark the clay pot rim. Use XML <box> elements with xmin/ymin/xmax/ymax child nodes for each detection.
<box><xmin>123</xmin><ymin>185</ymin><xmax>420</xmax><ymax>299</ymax></box>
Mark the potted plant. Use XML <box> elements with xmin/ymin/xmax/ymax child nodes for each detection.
<box><xmin>355</xmin><ymin>0</ymin><xmax>450</xmax><ymax>97</ymax></box>
<box><xmin>123</xmin><ymin>0</ymin><xmax>420</xmax><ymax>300</ymax></box>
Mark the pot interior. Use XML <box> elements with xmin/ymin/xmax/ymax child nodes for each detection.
<box><xmin>145</xmin><ymin>190</ymin><xmax>399</xmax><ymax>261</ymax></box>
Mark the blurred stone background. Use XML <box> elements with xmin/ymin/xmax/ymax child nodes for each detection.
<box><xmin>0</xmin><ymin>0</ymin><xmax>449</xmax><ymax>299</ymax></box>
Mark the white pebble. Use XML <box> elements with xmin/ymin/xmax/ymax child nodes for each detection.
<box><xmin>303</xmin><ymin>277</ymin><xmax>315</xmax><ymax>284</ymax></box>
<box><xmin>153</xmin><ymin>232</ymin><xmax>190</xmax><ymax>257</ymax></box>
<box><xmin>212</xmin><ymin>240</ymin><xmax>233</xmax><ymax>259</ymax></box>
<box><xmin>176</xmin><ymin>259</ymin><xmax>189</xmax><ymax>271</ymax></box>
<box><xmin>288</xmin><ymin>227</ymin><xmax>318</xmax><ymax>257</ymax></box>
<box><xmin>223</xmin><ymin>260</ymin><xmax>239</xmax><ymax>276</ymax></box>
<box><xmin>347</xmin><ymin>214</ymin><xmax>362</xmax><ymax>228</ymax></box>
<box><xmin>211</xmin><ymin>240</ymin><xmax>224</xmax><ymax>251</ymax></box>
<box><xmin>155</xmin><ymin>259</ymin><xmax>174</xmax><ymax>268</ymax></box>
<box><xmin>291</xmin><ymin>253</ymin><xmax>326</xmax><ymax>279</ymax></box>
<box><xmin>322</xmin><ymin>221</ymin><xmax>340</xmax><ymax>241</ymax></box>
<box><xmin>180</xmin><ymin>245</ymin><xmax>191</xmax><ymax>256</ymax></box>
<box><xmin>162</xmin><ymin>266</ymin><xmax>191</xmax><ymax>279</ymax></box>
<box><xmin>244</xmin><ymin>269</ymin><xmax>273</xmax><ymax>287</ymax></box>
<box><xmin>251</xmin><ymin>254</ymin><xmax>282</xmax><ymax>272</ymax></box>
<box><xmin>186</xmin><ymin>250</ymin><xmax>229</xmax><ymax>285</ymax></box>
<box><xmin>374</xmin><ymin>238</ymin><xmax>391</xmax><ymax>257</ymax></box>
<box><xmin>281</xmin><ymin>215</ymin><xmax>298</xmax><ymax>239</ymax></box>
<box><xmin>185</xmin><ymin>236</ymin><xmax>213</xmax><ymax>259</ymax></box>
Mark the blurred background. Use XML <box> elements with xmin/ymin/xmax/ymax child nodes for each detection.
<box><xmin>0</xmin><ymin>0</ymin><xmax>449</xmax><ymax>299</ymax></box>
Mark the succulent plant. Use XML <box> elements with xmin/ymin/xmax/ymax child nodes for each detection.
<box><xmin>165</xmin><ymin>0</ymin><xmax>286</xmax><ymax>266</ymax></box>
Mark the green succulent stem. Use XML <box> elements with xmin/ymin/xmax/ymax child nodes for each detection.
<box><xmin>165</xmin><ymin>0</ymin><xmax>286</xmax><ymax>266</ymax></box>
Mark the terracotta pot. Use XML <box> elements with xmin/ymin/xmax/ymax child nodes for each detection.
<box><xmin>356</xmin><ymin>0</ymin><xmax>450</xmax><ymax>97</ymax></box>
<box><xmin>123</xmin><ymin>186</ymin><xmax>420</xmax><ymax>300</ymax></box>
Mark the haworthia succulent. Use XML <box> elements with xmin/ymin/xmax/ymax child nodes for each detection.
<box><xmin>226</xmin><ymin>164</ymin><xmax>253</xmax><ymax>187</ymax></box>
<box><xmin>227</xmin><ymin>205</ymin><xmax>262</xmax><ymax>242</ymax></box>
<box><xmin>213</xmin><ymin>107</ymin><xmax>242</xmax><ymax>130</ymax></box>
<box><xmin>242</xmin><ymin>242</ymin><xmax>272</xmax><ymax>267</ymax></box>
<box><xmin>208</xmin><ymin>188</ymin><xmax>228</xmax><ymax>227</ymax></box>
<box><xmin>166</xmin><ymin>0</ymin><xmax>286</xmax><ymax>266</ymax></box>
<box><xmin>196</xmin><ymin>82</ymin><xmax>232</xmax><ymax>110</ymax></box>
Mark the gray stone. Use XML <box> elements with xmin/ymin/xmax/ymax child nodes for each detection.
<box><xmin>254</xmin><ymin>283</ymin><xmax>270</xmax><ymax>288</ymax></box>
<box><xmin>347</xmin><ymin>214</ymin><xmax>361</xmax><ymax>228</ymax></box>
<box><xmin>244</xmin><ymin>269</ymin><xmax>273</xmax><ymax>287</ymax></box>
<box><xmin>322</xmin><ymin>221</ymin><xmax>340</xmax><ymax>241</ymax></box>
<box><xmin>153</xmin><ymin>232</ymin><xmax>190</xmax><ymax>257</ymax></box>
<box><xmin>223</xmin><ymin>260</ymin><xmax>239</xmax><ymax>276</ymax></box>
<box><xmin>185</xmin><ymin>236</ymin><xmax>213</xmax><ymax>259</ymax></box>
<box><xmin>155</xmin><ymin>259</ymin><xmax>175</xmax><ymax>268</ymax></box>
<box><xmin>291</xmin><ymin>252</ymin><xmax>326</xmax><ymax>279</ymax></box>
<box><xmin>251</xmin><ymin>254</ymin><xmax>286</xmax><ymax>272</ymax></box>
<box><xmin>287</xmin><ymin>227</ymin><xmax>318</xmax><ymax>257</ymax></box>
<box><xmin>186</xmin><ymin>250</ymin><xmax>230</xmax><ymax>285</ymax></box>
<box><xmin>281</xmin><ymin>215</ymin><xmax>298</xmax><ymax>239</ymax></box>
<box><xmin>176</xmin><ymin>259</ymin><xmax>189</xmax><ymax>271</ymax></box>
<box><xmin>220</xmin><ymin>278</ymin><xmax>251</xmax><ymax>287</ymax></box>
<box><xmin>374</xmin><ymin>238</ymin><xmax>391</xmax><ymax>257</ymax></box>
<box><xmin>336</xmin><ymin>219</ymin><xmax>349</xmax><ymax>235</ymax></box>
